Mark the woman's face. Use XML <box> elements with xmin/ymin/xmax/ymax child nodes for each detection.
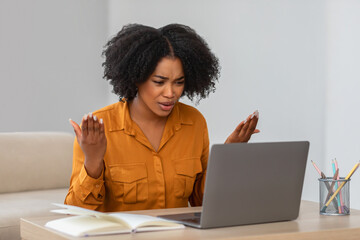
<box><xmin>136</xmin><ymin>57</ymin><xmax>185</xmax><ymax>118</ymax></box>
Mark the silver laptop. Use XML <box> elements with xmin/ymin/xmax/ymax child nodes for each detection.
<box><xmin>159</xmin><ymin>141</ymin><xmax>309</xmax><ymax>229</ymax></box>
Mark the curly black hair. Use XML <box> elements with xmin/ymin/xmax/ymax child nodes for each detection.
<box><xmin>102</xmin><ymin>23</ymin><xmax>220</xmax><ymax>102</ymax></box>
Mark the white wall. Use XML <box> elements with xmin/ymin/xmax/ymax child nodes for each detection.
<box><xmin>108</xmin><ymin>0</ymin><xmax>327</xmax><ymax>204</ymax></box>
<box><xmin>325</xmin><ymin>0</ymin><xmax>360</xmax><ymax>209</ymax></box>
<box><xmin>0</xmin><ymin>0</ymin><xmax>109</xmax><ymax>132</ymax></box>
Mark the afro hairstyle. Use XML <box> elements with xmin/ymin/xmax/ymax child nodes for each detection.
<box><xmin>102</xmin><ymin>23</ymin><xmax>220</xmax><ymax>102</ymax></box>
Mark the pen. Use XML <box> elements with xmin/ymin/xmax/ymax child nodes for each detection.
<box><xmin>321</xmin><ymin>162</ymin><xmax>360</xmax><ymax>212</ymax></box>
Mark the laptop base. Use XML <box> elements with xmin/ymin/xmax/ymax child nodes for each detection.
<box><xmin>159</xmin><ymin>212</ymin><xmax>202</xmax><ymax>228</ymax></box>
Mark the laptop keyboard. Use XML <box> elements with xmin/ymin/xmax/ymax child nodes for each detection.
<box><xmin>159</xmin><ymin>212</ymin><xmax>202</xmax><ymax>225</ymax></box>
<box><xmin>181</xmin><ymin>212</ymin><xmax>201</xmax><ymax>224</ymax></box>
<box><xmin>181</xmin><ymin>217</ymin><xmax>201</xmax><ymax>224</ymax></box>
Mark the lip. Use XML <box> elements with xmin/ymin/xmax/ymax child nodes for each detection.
<box><xmin>158</xmin><ymin>102</ymin><xmax>175</xmax><ymax>111</ymax></box>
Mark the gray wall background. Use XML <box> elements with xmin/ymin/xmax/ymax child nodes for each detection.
<box><xmin>1</xmin><ymin>0</ymin><xmax>360</xmax><ymax>209</ymax></box>
<box><xmin>0</xmin><ymin>0</ymin><xmax>109</xmax><ymax>132</ymax></box>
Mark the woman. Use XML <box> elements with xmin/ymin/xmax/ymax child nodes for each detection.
<box><xmin>65</xmin><ymin>23</ymin><xmax>259</xmax><ymax>212</ymax></box>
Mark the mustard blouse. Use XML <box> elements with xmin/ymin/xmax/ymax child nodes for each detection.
<box><xmin>65</xmin><ymin>101</ymin><xmax>209</xmax><ymax>212</ymax></box>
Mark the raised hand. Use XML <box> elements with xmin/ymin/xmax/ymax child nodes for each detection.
<box><xmin>69</xmin><ymin>113</ymin><xmax>107</xmax><ymax>178</ymax></box>
<box><xmin>225</xmin><ymin>110</ymin><xmax>260</xmax><ymax>144</ymax></box>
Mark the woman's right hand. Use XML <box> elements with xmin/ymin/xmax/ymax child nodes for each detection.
<box><xmin>69</xmin><ymin>113</ymin><xmax>107</xmax><ymax>179</ymax></box>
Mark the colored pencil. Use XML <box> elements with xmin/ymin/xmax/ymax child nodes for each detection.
<box><xmin>311</xmin><ymin>160</ymin><xmax>322</xmax><ymax>176</ymax></box>
<box><xmin>321</xmin><ymin>162</ymin><xmax>360</xmax><ymax>212</ymax></box>
<box><xmin>325</xmin><ymin>168</ymin><xmax>339</xmax><ymax>202</ymax></box>
<box><xmin>331</xmin><ymin>160</ymin><xmax>342</xmax><ymax>214</ymax></box>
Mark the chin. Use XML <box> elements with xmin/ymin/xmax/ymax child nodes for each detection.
<box><xmin>152</xmin><ymin>107</ymin><xmax>172</xmax><ymax>117</ymax></box>
<box><xmin>156</xmin><ymin>111</ymin><xmax>172</xmax><ymax>118</ymax></box>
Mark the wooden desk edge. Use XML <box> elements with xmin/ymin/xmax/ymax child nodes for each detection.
<box><xmin>20</xmin><ymin>201</ymin><xmax>360</xmax><ymax>240</ymax></box>
<box><xmin>21</xmin><ymin>218</ymin><xmax>70</xmax><ymax>240</ymax></box>
<box><xmin>230</xmin><ymin>227</ymin><xmax>360</xmax><ymax>240</ymax></box>
<box><xmin>21</xmin><ymin>217</ymin><xmax>360</xmax><ymax>240</ymax></box>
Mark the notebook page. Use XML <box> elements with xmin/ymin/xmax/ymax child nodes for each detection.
<box><xmin>51</xmin><ymin>203</ymin><xmax>107</xmax><ymax>218</ymax></box>
<box><xmin>109</xmin><ymin>213</ymin><xmax>183</xmax><ymax>230</ymax></box>
<box><xmin>45</xmin><ymin>215</ymin><xmax>131</xmax><ymax>237</ymax></box>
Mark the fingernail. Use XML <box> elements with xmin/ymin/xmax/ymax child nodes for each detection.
<box><xmin>89</xmin><ymin>112</ymin><xmax>93</xmax><ymax>118</ymax></box>
<box><xmin>244</xmin><ymin>119</ymin><xmax>247</xmax><ymax>124</ymax></box>
<box><xmin>255</xmin><ymin>110</ymin><xmax>259</xmax><ymax>118</ymax></box>
<box><xmin>100</xmin><ymin>118</ymin><xmax>103</xmax><ymax>124</ymax></box>
<box><xmin>93</xmin><ymin>115</ymin><xmax>97</xmax><ymax>121</ymax></box>
<box><xmin>69</xmin><ymin>118</ymin><xmax>72</xmax><ymax>123</ymax></box>
<box><xmin>83</xmin><ymin>114</ymin><xmax>88</xmax><ymax>120</ymax></box>
<box><xmin>251</xmin><ymin>113</ymin><xmax>255</xmax><ymax>119</ymax></box>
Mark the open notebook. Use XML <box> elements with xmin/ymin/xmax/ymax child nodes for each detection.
<box><xmin>45</xmin><ymin>203</ymin><xmax>184</xmax><ymax>237</ymax></box>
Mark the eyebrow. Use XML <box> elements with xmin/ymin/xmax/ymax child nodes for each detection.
<box><xmin>154</xmin><ymin>75</ymin><xmax>185</xmax><ymax>80</ymax></box>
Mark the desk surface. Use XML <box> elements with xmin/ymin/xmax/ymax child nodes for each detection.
<box><xmin>20</xmin><ymin>200</ymin><xmax>360</xmax><ymax>240</ymax></box>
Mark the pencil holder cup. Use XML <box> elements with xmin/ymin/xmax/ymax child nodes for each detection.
<box><xmin>319</xmin><ymin>177</ymin><xmax>350</xmax><ymax>215</ymax></box>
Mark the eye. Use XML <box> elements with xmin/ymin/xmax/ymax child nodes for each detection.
<box><xmin>175</xmin><ymin>80</ymin><xmax>185</xmax><ymax>85</ymax></box>
<box><xmin>152</xmin><ymin>80</ymin><xmax>164</xmax><ymax>85</ymax></box>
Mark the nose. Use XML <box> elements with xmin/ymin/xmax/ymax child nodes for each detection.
<box><xmin>163</xmin><ymin>84</ymin><xmax>175</xmax><ymax>98</ymax></box>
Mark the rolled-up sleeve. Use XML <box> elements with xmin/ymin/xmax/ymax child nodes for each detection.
<box><xmin>64</xmin><ymin>139</ymin><xmax>105</xmax><ymax>210</ymax></box>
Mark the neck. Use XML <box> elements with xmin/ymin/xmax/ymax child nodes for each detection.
<box><xmin>129</xmin><ymin>97</ymin><xmax>167</xmax><ymax>125</ymax></box>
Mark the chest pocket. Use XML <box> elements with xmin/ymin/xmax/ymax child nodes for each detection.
<box><xmin>174</xmin><ymin>157</ymin><xmax>202</xmax><ymax>199</ymax></box>
<box><xmin>108</xmin><ymin>163</ymin><xmax>148</xmax><ymax>204</ymax></box>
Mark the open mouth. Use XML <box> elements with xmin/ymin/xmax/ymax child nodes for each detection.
<box><xmin>159</xmin><ymin>102</ymin><xmax>175</xmax><ymax>111</ymax></box>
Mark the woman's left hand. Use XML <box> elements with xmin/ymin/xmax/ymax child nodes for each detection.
<box><xmin>225</xmin><ymin>110</ymin><xmax>260</xmax><ymax>144</ymax></box>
